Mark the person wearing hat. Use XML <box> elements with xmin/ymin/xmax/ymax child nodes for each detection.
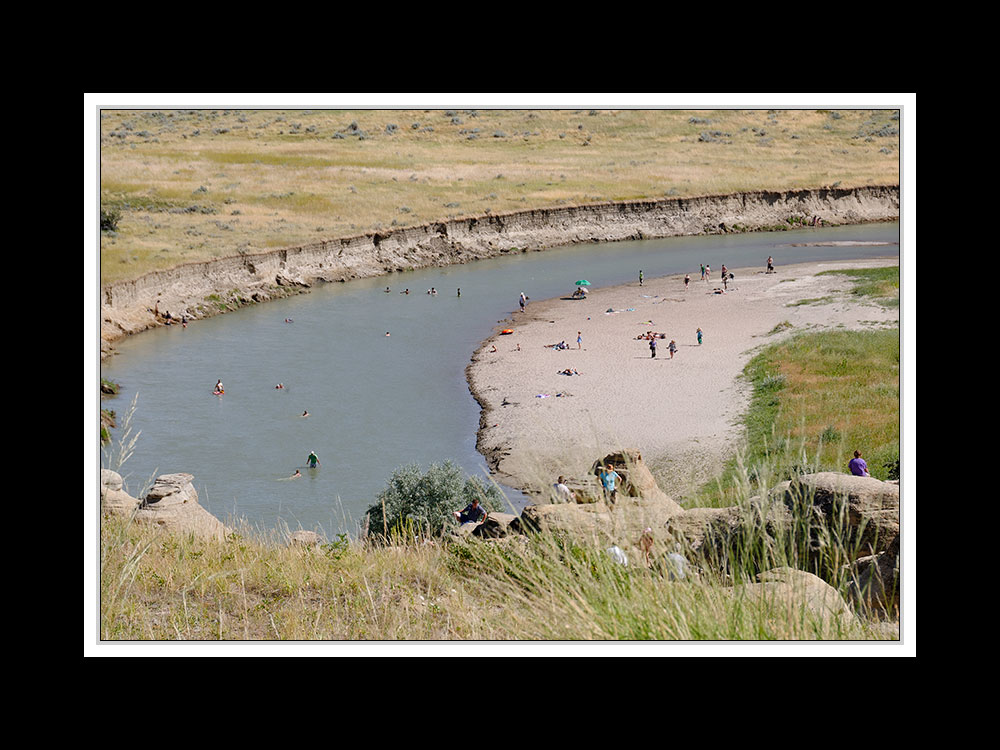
<box><xmin>306</xmin><ymin>450</ymin><xmax>320</xmax><ymax>469</ymax></box>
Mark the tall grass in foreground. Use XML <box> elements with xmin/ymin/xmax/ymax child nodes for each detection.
<box><xmin>99</xmin><ymin>452</ymin><xmax>896</xmax><ymax>641</ymax></box>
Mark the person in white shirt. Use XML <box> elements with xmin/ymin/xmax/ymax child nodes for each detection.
<box><xmin>553</xmin><ymin>476</ymin><xmax>576</xmax><ymax>503</ymax></box>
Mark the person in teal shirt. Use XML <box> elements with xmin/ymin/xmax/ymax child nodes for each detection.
<box><xmin>307</xmin><ymin>451</ymin><xmax>320</xmax><ymax>468</ymax></box>
<box><xmin>599</xmin><ymin>463</ymin><xmax>622</xmax><ymax>505</ymax></box>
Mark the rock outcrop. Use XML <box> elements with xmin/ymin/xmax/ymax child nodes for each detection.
<box><xmin>100</xmin><ymin>470</ymin><xmax>228</xmax><ymax>541</ymax></box>
<box><xmin>788</xmin><ymin>472</ymin><xmax>900</xmax><ymax>556</ymax></box>
<box><xmin>503</xmin><ymin>461</ymin><xmax>900</xmax><ymax>624</ymax></box>
<box><xmin>733</xmin><ymin>567</ymin><xmax>859</xmax><ymax>634</ymax></box>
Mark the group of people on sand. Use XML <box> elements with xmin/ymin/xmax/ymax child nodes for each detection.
<box><xmin>648</xmin><ymin>337</ymin><xmax>677</xmax><ymax>359</ymax></box>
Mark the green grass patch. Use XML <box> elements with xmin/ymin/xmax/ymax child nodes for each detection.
<box><xmin>817</xmin><ymin>266</ymin><xmax>899</xmax><ymax>305</ymax></box>
<box><xmin>691</xmin><ymin>327</ymin><xmax>899</xmax><ymax>507</ymax></box>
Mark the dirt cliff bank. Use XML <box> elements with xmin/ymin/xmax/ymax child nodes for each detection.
<box><xmin>99</xmin><ymin>185</ymin><xmax>899</xmax><ymax>356</ymax></box>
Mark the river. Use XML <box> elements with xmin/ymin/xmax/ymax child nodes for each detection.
<box><xmin>100</xmin><ymin>221</ymin><xmax>900</xmax><ymax>537</ymax></box>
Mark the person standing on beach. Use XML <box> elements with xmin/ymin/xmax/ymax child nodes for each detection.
<box><xmin>599</xmin><ymin>464</ymin><xmax>622</xmax><ymax>506</ymax></box>
<box><xmin>668</xmin><ymin>340</ymin><xmax>677</xmax><ymax>359</ymax></box>
<box><xmin>700</xmin><ymin>264</ymin><xmax>706</xmax><ymax>281</ymax></box>
<box><xmin>697</xmin><ymin>328</ymin><xmax>703</xmax><ymax>345</ymax></box>
<box><xmin>684</xmin><ymin>274</ymin><xmax>690</xmax><ymax>290</ymax></box>
<box><xmin>519</xmin><ymin>292</ymin><xmax>527</xmax><ymax>312</ymax></box>
<box><xmin>767</xmin><ymin>256</ymin><xmax>774</xmax><ymax>274</ymax></box>
<box><xmin>721</xmin><ymin>264</ymin><xmax>727</xmax><ymax>280</ymax></box>
<box><xmin>639</xmin><ymin>270</ymin><xmax>643</xmax><ymax>286</ymax></box>
<box><xmin>649</xmin><ymin>337</ymin><xmax>657</xmax><ymax>358</ymax></box>
<box><xmin>848</xmin><ymin>450</ymin><xmax>870</xmax><ymax>477</ymax></box>
<box><xmin>577</xmin><ymin>331</ymin><xmax>583</xmax><ymax>349</ymax></box>
<box><xmin>705</xmin><ymin>264</ymin><xmax>711</xmax><ymax>280</ymax></box>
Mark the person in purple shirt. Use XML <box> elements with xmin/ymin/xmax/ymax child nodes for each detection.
<box><xmin>848</xmin><ymin>450</ymin><xmax>870</xmax><ymax>477</ymax></box>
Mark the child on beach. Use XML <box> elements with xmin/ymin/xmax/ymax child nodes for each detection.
<box><xmin>668</xmin><ymin>340</ymin><xmax>677</xmax><ymax>359</ymax></box>
<box><xmin>697</xmin><ymin>328</ymin><xmax>703</xmax><ymax>345</ymax></box>
<box><xmin>577</xmin><ymin>332</ymin><xmax>582</xmax><ymax>349</ymax></box>
<box><xmin>649</xmin><ymin>338</ymin><xmax>657</xmax><ymax>358</ymax></box>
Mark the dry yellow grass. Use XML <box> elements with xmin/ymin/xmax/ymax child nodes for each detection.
<box><xmin>99</xmin><ymin>108</ymin><xmax>900</xmax><ymax>284</ymax></box>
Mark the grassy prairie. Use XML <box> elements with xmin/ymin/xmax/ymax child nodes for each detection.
<box><xmin>99</xmin><ymin>108</ymin><xmax>900</xmax><ymax>284</ymax></box>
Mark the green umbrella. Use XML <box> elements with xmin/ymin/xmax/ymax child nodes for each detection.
<box><xmin>575</xmin><ymin>280</ymin><xmax>591</xmax><ymax>286</ymax></box>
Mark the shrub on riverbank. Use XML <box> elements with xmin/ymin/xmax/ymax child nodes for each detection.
<box><xmin>363</xmin><ymin>461</ymin><xmax>506</xmax><ymax>539</ymax></box>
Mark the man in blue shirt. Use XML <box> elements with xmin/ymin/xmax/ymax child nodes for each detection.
<box><xmin>453</xmin><ymin>497</ymin><xmax>487</xmax><ymax>524</ymax></box>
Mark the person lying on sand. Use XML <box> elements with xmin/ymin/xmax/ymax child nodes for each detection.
<box><xmin>558</xmin><ymin>369</ymin><xmax>580</xmax><ymax>376</ymax></box>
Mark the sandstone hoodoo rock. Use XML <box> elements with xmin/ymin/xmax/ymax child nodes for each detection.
<box><xmin>101</xmin><ymin>470</ymin><xmax>229</xmax><ymax>541</ymax></box>
<box><xmin>734</xmin><ymin>567</ymin><xmax>859</xmax><ymax>634</ymax></box>
<box><xmin>472</xmin><ymin>512</ymin><xmax>519</xmax><ymax>539</ymax></box>
<box><xmin>788</xmin><ymin>472</ymin><xmax>899</xmax><ymax>557</ymax></box>
<box><xmin>100</xmin><ymin>469</ymin><xmax>140</xmax><ymax>515</ymax></box>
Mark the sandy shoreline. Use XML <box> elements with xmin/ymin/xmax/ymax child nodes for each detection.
<box><xmin>467</xmin><ymin>257</ymin><xmax>900</xmax><ymax>502</ymax></box>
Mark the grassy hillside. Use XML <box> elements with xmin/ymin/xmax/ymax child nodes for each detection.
<box><xmin>691</xmin><ymin>282</ymin><xmax>899</xmax><ymax>510</ymax></box>
<box><xmin>99</xmin><ymin>108</ymin><xmax>900</xmax><ymax>284</ymax></box>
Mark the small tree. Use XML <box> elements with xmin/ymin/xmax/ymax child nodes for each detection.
<box><xmin>365</xmin><ymin>461</ymin><xmax>505</xmax><ymax>539</ymax></box>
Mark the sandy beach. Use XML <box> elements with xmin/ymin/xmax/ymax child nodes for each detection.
<box><xmin>467</xmin><ymin>257</ymin><xmax>900</xmax><ymax>502</ymax></box>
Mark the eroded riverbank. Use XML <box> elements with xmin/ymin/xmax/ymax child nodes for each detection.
<box><xmin>100</xmin><ymin>186</ymin><xmax>899</xmax><ymax>356</ymax></box>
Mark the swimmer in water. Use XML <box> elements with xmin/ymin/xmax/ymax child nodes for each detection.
<box><xmin>275</xmin><ymin>383</ymin><xmax>284</xmax><ymax>389</ymax></box>
<box><xmin>301</xmin><ymin>411</ymin><xmax>310</xmax><ymax>418</ymax></box>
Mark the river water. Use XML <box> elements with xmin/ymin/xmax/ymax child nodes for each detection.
<box><xmin>100</xmin><ymin>222</ymin><xmax>899</xmax><ymax>537</ymax></box>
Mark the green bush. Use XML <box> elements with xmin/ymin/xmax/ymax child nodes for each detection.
<box><xmin>101</xmin><ymin>207</ymin><xmax>122</xmax><ymax>232</ymax></box>
<box><xmin>365</xmin><ymin>461</ymin><xmax>506</xmax><ymax>539</ymax></box>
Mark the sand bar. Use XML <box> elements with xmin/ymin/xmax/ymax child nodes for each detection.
<box><xmin>467</xmin><ymin>257</ymin><xmax>900</xmax><ymax>502</ymax></box>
